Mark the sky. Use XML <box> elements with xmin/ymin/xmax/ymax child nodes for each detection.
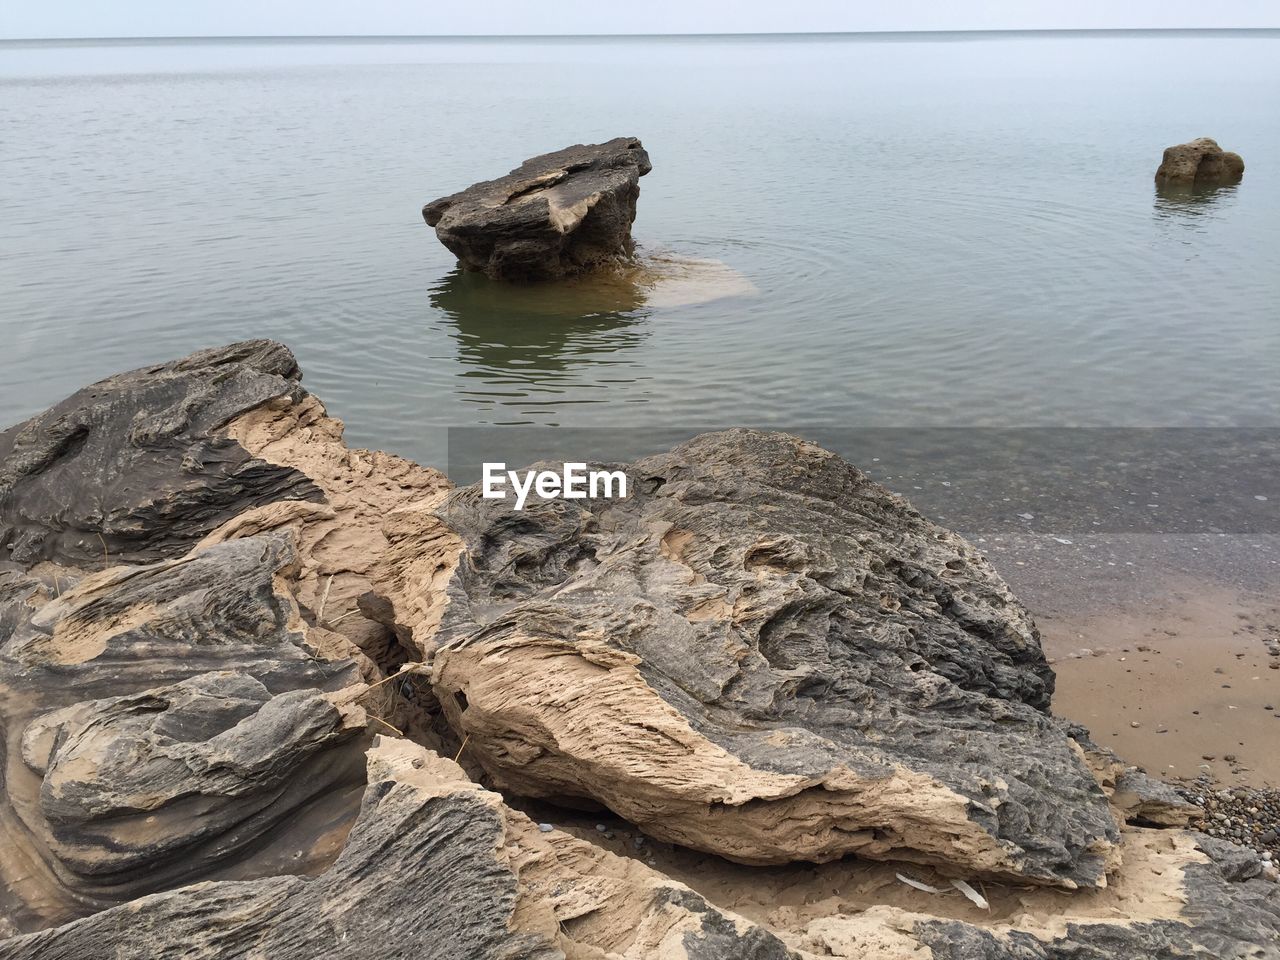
<box><xmin>2</xmin><ymin>0</ymin><xmax>1277</xmax><ymax>40</ymax></box>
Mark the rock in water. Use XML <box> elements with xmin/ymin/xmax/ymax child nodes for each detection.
<box><xmin>1155</xmin><ymin>137</ymin><xmax>1245</xmax><ymax>186</ymax></box>
<box><xmin>429</xmin><ymin>430</ymin><xmax>1121</xmax><ymax>887</ymax></box>
<box><xmin>423</xmin><ymin>137</ymin><xmax>652</xmax><ymax>281</ymax></box>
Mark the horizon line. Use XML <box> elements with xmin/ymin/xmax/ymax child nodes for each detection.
<box><xmin>4</xmin><ymin>26</ymin><xmax>1280</xmax><ymax>43</ymax></box>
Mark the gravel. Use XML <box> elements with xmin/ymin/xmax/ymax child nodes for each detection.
<box><xmin>1178</xmin><ymin>776</ymin><xmax>1280</xmax><ymax>868</ymax></box>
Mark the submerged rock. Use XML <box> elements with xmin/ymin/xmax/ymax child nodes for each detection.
<box><xmin>429</xmin><ymin>430</ymin><xmax>1120</xmax><ymax>887</ymax></box>
<box><xmin>1154</xmin><ymin>137</ymin><xmax>1245</xmax><ymax>187</ymax></box>
<box><xmin>423</xmin><ymin>137</ymin><xmax>652</xmax><ymax>282</ymax></box>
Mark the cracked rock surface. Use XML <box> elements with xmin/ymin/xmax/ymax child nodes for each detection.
<box><xmin>1</xmin><ymin>342</ymin><xmax>1278</xmax><ymax>958</ymax></box>
<box><xmin>430</xmin><ymin>431</ymin><xmax>1119</xmax><ymax>886</ymax></box>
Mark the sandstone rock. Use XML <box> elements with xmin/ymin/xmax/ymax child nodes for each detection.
<box><xmin>0</xmin><ymin>738</ymin><xmax>804</xmax><ymax>960</ymax></box>
<box><xmin>4</xmin><ymin>344</ymin><xmax>1279</xmax><ymax>959</ymax></box>
<box><xmin>0</xmin><ymin>533</ymin><xmax>372</xmax><ymax>931</ymax></box>
<box><xmin>1154</xmin><ymin>137</ymin><xmax>1245</xmax><ymax>187</ymax></box>
<box><xmin>0</xmin><ymin>342</ymin><xmax>457</xmax><ymax>933</ymax></box>
<box><xmin>423</xmin><ymin>138</ymin><xmax>652</xmax><ymax>281</ymax></box>
<box><xmin>23</xmin><ymin>672</ymin><xmax>367</xmax><ymax>877</ymax></box>
<box><xmin>1075</xmin><ymin>735</ymin><xmax>1199</xmax><ymax>827</ymax></box>
<box><xmin>428</xmin><ymin>430</ymin><xmax>1120</xmax><ymax>887</ymax></box>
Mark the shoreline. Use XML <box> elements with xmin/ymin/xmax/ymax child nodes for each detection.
<box><xmin>1042</xmin><ymin>582</ymin><xmax>1280</xmax><ymax>789</ymax></box>
<box><xmin>1</xmin><ymin>342</ymin><xmax>1276</xmax><ymax>954</ymax></box>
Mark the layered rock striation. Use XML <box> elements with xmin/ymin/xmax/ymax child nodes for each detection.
<box><xmin>423</xmin><ymin>138</ymin><xmax>652</xmax><ymax>281</ymax></box>
<box><xmin>428</xmin><ymin>431</ymin><xmax>1118</xmax><ymax>886</ymax></box>
<box><xmin>1</xmin><ymin>342</ymin><xmax>1277</xmax><ymax>958</ymax></box>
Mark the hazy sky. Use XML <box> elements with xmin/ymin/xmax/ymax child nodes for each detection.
<box><xmin>3</xmin><ymin>0</ymin><xmax>1278</xmax><ymax>39</ymax></box>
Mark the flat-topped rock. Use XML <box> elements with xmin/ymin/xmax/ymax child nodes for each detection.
<box><xmin>1155</xmin><ymin>137</ymin><xmax>1245</xmax><ymax>187</ymax></box>
<box><xmin>423</xmin><ymin>137</ymin><xmax>652</xmax><ymax>282</ymax></box>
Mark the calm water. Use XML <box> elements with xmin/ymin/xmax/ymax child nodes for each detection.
<box><xmin>2</xmin><ymin>33</ymin><xmax>1279</xmax><ymax>468</ymax></box>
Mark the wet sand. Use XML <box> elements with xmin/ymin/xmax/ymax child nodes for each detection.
<box><xmin>1042</xmin><ymin>586</ymin><xmax>1280</xmax><ymax>787</ymax></box>
<box><xmin>982</xmin><ymin>533</ymin><xmax>1280</xmax><ymax>788</ymax></box>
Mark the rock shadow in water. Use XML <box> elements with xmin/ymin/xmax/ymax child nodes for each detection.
<box><xmin>1153</xmin><ymin>181</ymin><xmax>1238</xmax><ymax>223</ymax></box>
<box><xmin>428</xmin><ymin>252</ymin><xmax>756</xmax><ymax>414</ymax></box>
<box><xmin>429</xmin><ymin>267</ymin><xmax>650</xmax><ymax>408</ymax></box>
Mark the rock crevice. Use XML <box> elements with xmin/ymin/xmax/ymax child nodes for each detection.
<box><xmin>1</xmin><ymin>342</ymin><xmax>1277</xmax><ymax>958</ymax></box>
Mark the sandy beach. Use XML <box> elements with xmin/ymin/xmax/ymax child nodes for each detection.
<box><xmin>982</xmin><ymin>533</ymin><xmax>1280</xmax><ymax>787</ymax></box>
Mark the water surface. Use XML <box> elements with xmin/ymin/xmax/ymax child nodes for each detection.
<box><xmin>2</xmin><ymin>32</ymin><xmax>1278</xmax><ymax>467</ymax></box>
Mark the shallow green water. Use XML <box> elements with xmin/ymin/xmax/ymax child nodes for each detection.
<box><xmin>2</xmin><ymin>32</ymin><xmax>1278</xmax><ymax>467</ymax></box>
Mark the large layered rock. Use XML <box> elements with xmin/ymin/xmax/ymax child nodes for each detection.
<box><xmin>0</xmin><ymin>531</ymin><xmax>374</xmax><ymax>932</ymax></box>
<box><xmin>0</xmin><ymin>340</ymin><xmax>319</xmax><ymax>568</ymax></box>
<box><xmin>423</xmin><ymin>138</ymin><xmax>652</xmax><ymax>282</ymax></box>
<box><xmin>1154</xmin><ymin>137</ymin><xmax>1245</xmax><ymax>187</ymax></box>
<box><xmin>0</xmin><ymin>342</ymin><xmax>457</xmax><ymax>933</ymax></box>
<box><xmin>0</xmin><ymin>738</ymin><xmax>803</xmax><ymax>960</ymax></box>
<box><xmin>429</xmin><ymin>431</ymin><xmax>1119</xmax><ymax>887</ymax></box>
<box><xmin>2</xmin><ymin>343</ymin><xmax>1277</xmax><ymax>959</ymax></box>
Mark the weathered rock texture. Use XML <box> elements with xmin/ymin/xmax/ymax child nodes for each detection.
<box><xmin>423</xmin><ymin>137</ymin><xmax>652</xmax><ymax>282</ymax></box>
<box><xmin>1154</xmin><ymin>137</ymin><xmax>1245</xmax><ymax>187</ymax></box>
<box><xmin>0</xmin><ymin>340</ymin><xmax>318</xmax><ymax>567</ymax></box>
<box><xmin>0</xmin><ymin>738</ymin><xmax>803</xmax><ymax>959</ymax></box>
<box><xmin>0</xmin><ymin>342</ymin><xmax>455</xmax><ymax>933</ymax></box>
<box><xmin>2</xmin><ymin>343</ymin><xmax>1278</xmax><ymax>959</ymax></box>
<box><xmin>429</xmin><ymin>431</ymin><xmax>1120</xmax><ymax>887</ymax></box>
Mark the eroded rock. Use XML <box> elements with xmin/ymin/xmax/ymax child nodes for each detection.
<box><xmin>3</xmin><ymin>344</ymin><xmax>1278</xmax><ymax>960</ymax></box>
<box><xmin>428</xmin><ymin>430</ymin><xmax>1120</xmax><ymax>887</ymax></box>
<box><xmin>423</xmin><ymin>138</ymin><xmax>653</xmax><ymax>281</ymax></box>
<box><xmin>0</xmin><ymin>340</ymin><xmax>318</xmax><ymax>567</ymax></box>
<box><xmin>0</xmin><ymin>342</ymin><xmax>457</xmax><ymax>933</ymax></box>
<box><xmin>23</xmin><ymin>673</ymin><xmax>367</xmax><ymax>878</ymax></box>
<box><xmin>1155</xmin><ymin>137</ymin><xmax>1245</xmax><ymax>187</ymax></box>
<box><xmin>0</xmin><ymin>738</ymin><xmax>804</xmax><ymax>960</ymax></box>
<box><xmin>0</xmin><ymin>533</ymin><xmax>371</xmax><ymax>931</ymax></box>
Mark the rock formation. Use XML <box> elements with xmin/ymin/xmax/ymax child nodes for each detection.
<box><xmin>0</xmin><ymin>738</ymin><xmax>802</xmax><ymax>959</ymax></box>
<box><xmin>423</xmin><ymin>138</ymin><xmax>652</xmax><ymax>282</ymax></box>
<box><xmin>2</xmin><ymin>342</ymin><xmax>1278</xmax><ymax>958</ymax></box>
<box><xmin>1155</xmin><ymin>137</ymin><xmax>1245</xmax><ymax>187</ymax></box>
<box><xmin>0</xmin><ymin>342</ymin><xmax>455</xmax><ymax>932</ymax></box>
<box><xmin>429</xmin><ymin>431</ymin><xmax>1118</xmax><ymax>886</ymax></box>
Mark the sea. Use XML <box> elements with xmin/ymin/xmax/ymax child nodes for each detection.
<box><xmin>2</xmin><ymin>31</ymin><xmax>1278</xmax><ymax>491</ymax></box>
